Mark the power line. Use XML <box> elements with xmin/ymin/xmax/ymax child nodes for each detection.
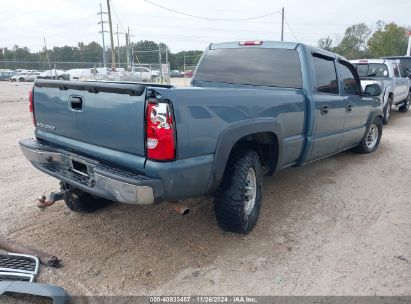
<box><xmin>143</xmin><ymin>0</ymin><xmax>281</xmax><ymax>21</ymax></box>
<box><xmin>285</xmin><ymin>17</ymin><xmax>299</xmax><ymax>42</ymax></box>
<box><xmin>110</xmin><ymin>0</ymin><xmax>127</xmax><ymax>33</ymax></box>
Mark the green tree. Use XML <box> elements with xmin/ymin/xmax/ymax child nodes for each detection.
<box><xmin>368</xmin><ymin>22</ymin><xmax>408</xmax><ymax>57</ymax></box>
<box><xmin>333</xmin><ymin>23</ymin><xmax>371</xmax><ymax>59</ymax></box>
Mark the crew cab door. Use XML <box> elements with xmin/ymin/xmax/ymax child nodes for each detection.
<box><xmin>338</xmin><ymin>60</ymin><xmax>369</xmax><ymax>148</ymax></box>
<box><xmin>306</xmin><ymin>53</ymin><xmax>346</xmax><ymax>161</ymax></box>
<box><xmin>392</xmin><ymin>62</ymin><xmax>408</xmax><ymax>102</ymax></box>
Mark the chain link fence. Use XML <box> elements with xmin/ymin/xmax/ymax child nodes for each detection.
<box><xmin>0</xmin><ymin>61</ymin><xmax>176</xmax><ymax>83</ymax></box>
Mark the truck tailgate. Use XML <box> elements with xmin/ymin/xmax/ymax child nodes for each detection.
<box><xmin>33</xmin><ymin>81</ymin><xmax>147</xmax><ymax>157</ymax></box>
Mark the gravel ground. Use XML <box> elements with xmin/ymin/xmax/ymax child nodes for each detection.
<box><xmin>0</xmin><ymin>81</ymin><xmax>410</xmax><ymax>296</ymax></box>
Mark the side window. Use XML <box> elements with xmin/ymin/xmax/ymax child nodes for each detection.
<box><xmin>393</xmin><ymin>63</ymin><xmax>400</xmax><ymax>77</ymax></box>
<box><xmin>339</xmin><ymin>61</ymin><xmax>361</xmax><ymax>95</ymax></box>
<box><xmin>313</xmin><ymin>54</ymin><xmax>339</xmax><ymax>94</ymax></box>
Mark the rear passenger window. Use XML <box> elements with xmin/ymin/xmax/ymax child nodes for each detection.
<box><xmin>313</xmin><ymin>54</ymin><xmax>339</xmax><ymax>94</ymax></box>
<box><xmin>339</xmin><ymin>61</ymin><xmax>361</xmax><ymax>95</ymax></box>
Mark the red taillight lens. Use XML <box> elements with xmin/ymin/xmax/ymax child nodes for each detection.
<box><xmin>145</xmin><ymin>99</ymin><xmax>175</xmax><ymax>161</ymax></box>
<box><xmin>29</xmin><ymin>88</ymin><xmax>35</xmax><ymax>125</ymax></box>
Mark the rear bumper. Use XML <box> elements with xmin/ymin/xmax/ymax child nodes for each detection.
<box><xmin>20</xmin><ymin>138</ymin><xmax>163</xmax><ymax>205</ymax></box>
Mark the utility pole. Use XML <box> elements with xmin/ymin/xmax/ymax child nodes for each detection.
<box><xmin>158</xmin><ymin>45</ymin><xmax>163</xmax><ymax>83</ymax></box>
<box><xmin>106</xmin><ymin>0</ymin><xmax>116</xmax><ymax>70</ymax></box>
<box><xmin>125</xmin><ymin>27</ymin><xmax>135</xmax><ymax>71</ymax></box>
<box><xmin>165</xmin><ymin>45</ymin><xmax>170</xmax><ymax>84</ymax></box>
<box><xmin>43</xmin><ymin>38</ymin><xmax>51</xmax><ymax>72</ymax></box>
<box><xmin>97</xmin><ymin>3</ymin><xmax>108</xmax><ymax>67</ymax></box>
<box><xmin>115</xmin><ymin>24</ymin><xmax>124</xmax><ymax>67</ymax></box>
<box><xmin>125</xmin><ymin>32</ymin><xmax>129</xmax><ymax>70</ymax></box>
<box><xmin>183</xmin><ymin>52</ymin><xmax>186</xmax><ymax>73</ymax></box>
<box><xmin>281</xmin><ymin>7</ymin><xmax>284</xmax><ymax>41</ymax></box>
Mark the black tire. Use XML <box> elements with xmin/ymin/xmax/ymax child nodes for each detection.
<box><xmin>57</xmin><ymin>76</ymin><xmax>64</xmax><ymax>80</ymax></box>
<box><xmin>19</xmin><ymin>77</ymin><xmax>25</xmax><ymax>82</ymax></box>
<box><xmin>399</xmin><ymin>91</ymin><xmax>410</xmax><ymax>113</ymax></box>
<box><xmin>62</xmin><ymin>183</ymin><xmax>111</xmax><ymax>213</ymax></box>
<box><xmin>382</xmin><ymin>98</ymin><xmax>392</xmax><ymax>125</ymax></box>
<box><xmin>353</xmin><ymin>117</ymin><xmax>382</xmax><ymax>154</ymax></box>
<box><xmin>214</xmin><ymin>149</ymin><xmax>263</xmax><ymax>234</ymax></box>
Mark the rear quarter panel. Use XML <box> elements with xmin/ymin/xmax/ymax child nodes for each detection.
<box><xmin>152</xmin><ymin>86</ymin><xmax>307</xmax><ymax>166</ymax></box>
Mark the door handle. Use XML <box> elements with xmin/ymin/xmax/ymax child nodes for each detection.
<box><xmin>320</xmin><ymin>105</ymin><xmax>329</xmax><ymax>115</ymax></box>
<box><xmin>346</xmin><ymin>103</ymin><xmax>353</xmax><ymax>112</ymax></box>
<box><xmin>69</xmin><ymin>96</ymin><xmax>83</xmax><ymax>110</ymax></box>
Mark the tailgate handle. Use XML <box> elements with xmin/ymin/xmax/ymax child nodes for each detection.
<box><xmin>69</xmin><ymin>96</ymin><xmax>83</xmax><ymax>110</ymax></box>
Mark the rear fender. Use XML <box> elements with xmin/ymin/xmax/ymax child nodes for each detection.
<box><xmin>205</xmin><ymin>118</ymin><xmax>282</xmax><ymax>194</ymax></box>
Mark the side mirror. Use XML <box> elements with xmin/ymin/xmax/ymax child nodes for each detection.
<box><xmin>364</xmin><ymin>84</ymin><xmax>381</xmax><ymax>97</ymax></box>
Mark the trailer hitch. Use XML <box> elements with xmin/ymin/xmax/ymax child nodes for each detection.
<box><xmin>36</xmin><ymin>191</ymin><xmax>65</xmax><ymax>209</ymax></box>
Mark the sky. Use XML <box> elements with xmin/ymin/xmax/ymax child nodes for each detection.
<box><xmin>0</xmin><ymin>0</ymin><xmax>410</xmax><ymax>53</ymax></box>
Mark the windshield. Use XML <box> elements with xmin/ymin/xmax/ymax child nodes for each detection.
<box><xmin>194</xmin><ymin>48</ymin><xmax>303</xmax><ymax>88</ymax></box>
<box><xmin>352</xmin><ymin>63</ymin><xmax>389</xmax><ymax>78</ymax></box>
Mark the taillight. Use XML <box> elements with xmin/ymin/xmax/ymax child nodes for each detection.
<box><xmin>239</xmin><ymin>40</ymin><xmax>263</xmax><ymax>46</ymax></box>
<box><xmin>145</xmin><ymin>99</ymin><xmax>175</xmax><ymax>161</ymax></box>
<box><xmin>29</xmin><ymin>88</ymin><xmax>35</xmax><ymax>125</ymax></box>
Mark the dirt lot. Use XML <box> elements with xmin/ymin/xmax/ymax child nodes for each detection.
<box><xmin>0</xmin><ymin>81</ymin><xmax>410</xmax><ymax>296</ymax></box>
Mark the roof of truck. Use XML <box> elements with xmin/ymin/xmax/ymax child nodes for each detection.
<box><xmin>210</xmin><ymin>40</ymin><xmax>299</xmax><ymax>50</ymax></box>
<box><xmin>209</xmin><ymin>40</ymin><xmax>348</xmax><ymax>61</ymax></box>
<box><xmin>382</xmin><ymin>56</ymin><xmax>411</xmax><ymax>59</ymax></box>
<box><xmin>350</xmin><ymin>58</ymin><xmax>394</xmax><ymax>64</ymax></box>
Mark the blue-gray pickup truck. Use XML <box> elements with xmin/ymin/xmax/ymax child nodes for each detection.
<box><xmin>20</xmin><ymin>41</ymin><xmax>383</xmax><ymax>234</ymax></box>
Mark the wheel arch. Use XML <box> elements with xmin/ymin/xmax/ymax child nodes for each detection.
<box><xmin>367</xmin><ymin>109</ymin><xmax>384</xmax><ymax>126</ymax></box>
<box><xmin>205</xmin><ymin>118</ymin><xmax>282</xmax><ymax>194</ymax></box>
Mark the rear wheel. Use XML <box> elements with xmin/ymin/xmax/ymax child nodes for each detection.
<box><xmin>399</xmin><ymin>91</ymin><xmax>410</xmax><ymax>113</ymax></box>
<box><xmin>19</xmin><ymin>77</ymin><xmax>25</xmax><ymax>82</ymax></box>
<box><xmin>62</xmin><ymin>183</ymin><xmax>112</xmax><ymax>213</ymax></box>
<box><xmin>214</xmin><ymin>149</ymin><xmax>263</xmax><ymax>234</ymax></box>
<box><xmin>382</xmin><ymin>97</ymin><xmax>392</xmax><ymax>125</ymax></box>
<box><xmin>353</xmin><ymin>117</ymin><xmax>382</xmax><ymax>154</ymax></box>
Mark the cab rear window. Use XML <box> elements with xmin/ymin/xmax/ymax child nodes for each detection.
<box><xmin>352</xmin><ymin>63</ymin><xmax>389</xmax><ymax>78</ymax></box>
<box><xmin>194</xmin><ymin>48</ymin><xmax>303</xmax><ymax>88</ymax></box>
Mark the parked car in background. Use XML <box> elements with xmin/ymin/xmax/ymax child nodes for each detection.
<box><xmin>37</xmin><ymin>69</ymin><xmax>70</xmax><ymax>80</ymax></box>
<box><xmin>184</xmin><ymin>70</ymin><xmax>194</xmax><ymax>78</ymax></box>
<box><xmin>66</xmin><ymin>68</ymin><xmax>109</xmax><ymax>81</ymax></box>
<box><xmin>170</xmin><ymin>70</ymin><xmax>181</xmax><ymax>77</ymax></box>
<box><xmin>150</xmin><ymin>69</ymin><xmax>160</xmax><ymax>79</ymax></box>
<box><xmin>382</xmin><ymin>56</ymin><xmax>411</xmax><ymax>79</ymax></box>
<box><xmin>350</xmin><ymin>59</ymin><xmax>410</xmax><ymax>124</ymax></box>
<box><xmin>10</xmin><ymin>71</ymin><xmax>41</xmax><ymax>82</ymax></box>
<box><xmin>0</xmin><ymin>70</ymin><xmax>17</xmax><ymax>81</ymax></box>
<box><xmin>132</xmin><ymin>67</ymin><xmax>150</xmax><ymax>81</ymax></box>
<box><xmin>21</xmin><ymin>41</ymin><xmax>383</xmax><ymax>234</ymax></box>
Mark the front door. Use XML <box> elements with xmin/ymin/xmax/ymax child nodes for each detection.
<box><xmin>338</xmin><ymin>60</ymin><xmax>370</xmax><ymax>148</ymax></box>
<box><xmin>307</xmin><ymin>54</ymin><xmax>346</xmax><ymax>161</ymax></box>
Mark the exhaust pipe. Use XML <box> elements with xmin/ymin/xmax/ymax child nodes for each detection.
<box><xmin>169</xmin><ymin>201</ymin><xmax>190</xmax><ymax>216</ymax></box>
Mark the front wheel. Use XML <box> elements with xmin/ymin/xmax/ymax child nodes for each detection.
<box><xmin>382</xmin><ymin>98</ymin><xmax>392</xmax><ymax>125</ymax></box>
<box><xmin>353</xmin><ymin>117</ymin><xmax>382</xmax><ymax>154</ymax></box>
<box><xmin>399</xmin><ymin>92</ymin><xmax>410</xmax><ymax>113</ymax></box>
<box><xmin>214</xmin><ymin>149</ymin><xmax>263</xmax><ymax>234</ymax></box>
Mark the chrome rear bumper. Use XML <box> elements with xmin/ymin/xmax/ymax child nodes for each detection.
<box><xmin>20</xmin><ymin>139</ymin><xmax>163</xmax><ymax>205</ymax></box>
